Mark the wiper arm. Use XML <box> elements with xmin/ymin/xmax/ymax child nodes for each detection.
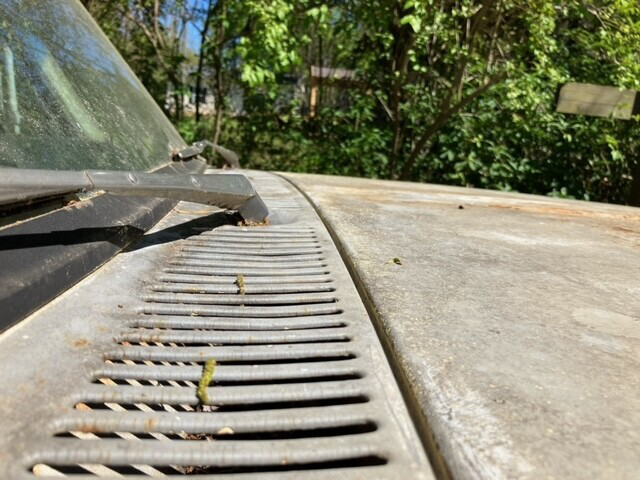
<box><xmin>0</xmin><ymin>169</ymin><xmax>269</xmax><ymax>222</ymax></box>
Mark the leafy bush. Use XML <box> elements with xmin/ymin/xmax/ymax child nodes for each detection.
<box><xmin>89</xmin><ymin>0</ymin><xmax>640</xmax><ymax>205</ymax></box>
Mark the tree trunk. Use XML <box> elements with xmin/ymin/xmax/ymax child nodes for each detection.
<box><xmin>317</xmin><ymin>30</ymin><xmax>323</xmax><ymax>114</ymax></box>
<box><xmin>213</xmin><ymin>106</ymin><xmax>223</xmax><ymax>145</ymax></box>
<box><xmin>387</xmin><ymin>1</ymin><xmax>414</xmax><ymax>179</ymax></box>
<box><xmin>389</xmin><ymin>119</ymin><xmax>405</xmax><ymax>179</ymax></box>
<box><xmin>212</xmin><ymin>63</ymin><xmax>224</xmax><ymax>145</ymax></box>
<box><xmin>172</xmin><ymin>91</ymin><xmax>181</xmax><ymax>121</ymax></box>
<box><xmin>629</xmin><ymin>164</ymin><xmax>640</xmax><ymax>206</ymax></box>
<box><xmin>195</xmin><ymin>1</ymin><xmax>214</xmax><ymax>123</ymax></box>
<box><xmin>211</xmin><ymin>0</ymin><xmax>226</xmax><ymax>148</ymax></box>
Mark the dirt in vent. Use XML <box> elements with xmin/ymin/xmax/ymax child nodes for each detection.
<box><xmin>237</xmin><ymin>218</ymin><xmax>271</xmax><ymax>227</ymax></box>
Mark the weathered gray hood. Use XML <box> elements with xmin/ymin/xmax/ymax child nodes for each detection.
<box><xmin>283</xmin><ymin>172</ymin><xmax>640</xmax><ymax>480</ymax></box>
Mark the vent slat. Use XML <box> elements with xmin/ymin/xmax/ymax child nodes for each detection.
<box><xmin>129</xmin><ymin>315</ymin><xmax>346</xmax><ymax>330</ymax></box>
<box><xmin>32</xmin><ymin>466</ymin><xmax>394</xmax><ymax>479</ymax></box>
<box><xmin>162</xmin><ymin>267</ymin><xmax>329</xmax><ymax>276</ymax></box>
<box><xmin>174</xmin><ymin>246</ymin><xmax>322</xmax><ymax>256</ymax></box>
<box><xmin>200</xmin><ymin>233</ymin><xmax>316</xmax><ymax>240</ymax></box>
<box><xmin>182</xmin><ymin>239</ymin><xmax>322</xmax><ymax>249</ymax></box>
<box><xmin>194</xmin><ymin>236</ymin><xmax>320</xmax><ymax>244</ymax></box>
<box><xmin>116</xmin><ymin>328</ymin><xmax>350</xmax><ymax>345</ymax></box>
<box><xmin>78</xmin><ymin>380</ymin><xmax>370</xmax><ymax>406</ymax></box>
<box><xmin>168</xmin><ymin>259</ymin><xmax>327</xmax><ymax>269</ymax></box>
<box><xmin>149</xmin><ymin>283</ymin><xmax>335</xmax><ymax>295</ymax></box>
<box><xmin>176</xmin><ymin>251</ymin><xmax>324</xmax><ymax>262</ymax></box>
<box><xmin>30</xmin><ymin>436</ymin><xmax>385</xmax><ymax>468</ymax></box>
<box><xmin>105</xmin><ymin>344</ymin><xmax>357</xmax><ymax>363</ymax></box>
<box><xmin>141</xmin><ymin>292</ymin><xmax>337</xmax><ymax>306</ymax></box>
<box><xmin>52</xmin><ymin>405</ymin><xmax>375</xmax><ymax>435</ymax></box>
<box><xmin>138</xmin><ymin>303</ymin><xmax>342</xmax><ymax>318</ymax></box>
<box><xmin>156</xmin><ymin>273</ymin><xmax>334</xmax><ymax>284</ymax></box>
<box><xmin>93</xmin><ymin>360</ymin><xmax>363</xmax><ymax>383</ymax></box>
<box><xmin>216</xmin><ymin>226</ymin><xmax>315</xmax><ymax>234</ymax></box>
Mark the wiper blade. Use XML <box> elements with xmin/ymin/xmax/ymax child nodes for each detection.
<box><xmin>0</xmin><ymin>169</ymin><xmax>269</xmax><ymax>222</ymax></box>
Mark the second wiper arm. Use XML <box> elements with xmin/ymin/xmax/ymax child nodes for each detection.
<box><xmin>0</xmin><ymin>169</ymin><xmax>269</xmax><ymax>222</ymax></box>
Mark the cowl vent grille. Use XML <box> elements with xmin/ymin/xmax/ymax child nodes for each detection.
<box><xmin>0</xmin><ymin>171</ymin><xmax>431</xmax><ymax>479</ymax></box>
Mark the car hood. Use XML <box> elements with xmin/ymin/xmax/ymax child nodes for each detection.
<box><xmin>282</xmin><ymin>172</ymin><xmax>640</xmax><ymax>480</ymax></box>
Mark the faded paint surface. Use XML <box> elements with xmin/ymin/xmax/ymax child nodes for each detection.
<box><xmin>283</xmin><ymin>173</ymin><xmax>640</xmax><ymax>480</ymax></box>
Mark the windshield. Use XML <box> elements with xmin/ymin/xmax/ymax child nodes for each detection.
<box><xmin>0</xmin><ymin>0</ymin><xmax>185</xmax><ymax>171</ymax></box>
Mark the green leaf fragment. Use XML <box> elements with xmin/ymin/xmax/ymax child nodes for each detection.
<box><xmin>197</xmin><ymin>358</ymin><xmax>217</xmax><ymax>405</ymax></box>
<box><xmin>235</xmin><ymin>274</ymin><xmax>246</xmax><ymax>295</ymax></box>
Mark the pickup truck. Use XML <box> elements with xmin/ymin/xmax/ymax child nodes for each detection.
<box><xmin>1</xmin><ymin>1</ymin><xmax>638</xmax><ymax>479</ymax></box>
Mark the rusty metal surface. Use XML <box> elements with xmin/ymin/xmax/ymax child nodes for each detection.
<box><xmin>282</xmin><ymin>173</ymin><xmax>640</xmax><ymax>480</ymax></box>
<box><xmin>0</xmin><ymin>171</ymin><xmax>432</xmax><ymax>479</ymax></box>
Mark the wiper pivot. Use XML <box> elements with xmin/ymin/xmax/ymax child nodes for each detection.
<box><xmin>173</xmin><ymin>141</ymin><xmax>240</xmax><ymax>168</ymax></box>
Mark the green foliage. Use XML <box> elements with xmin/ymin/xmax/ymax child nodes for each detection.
<box><xmin>236</xmin><ymin>0</ymin><xmax>300</xmax><ymax>87</ymax></box>
<box><xmin>88</xmin><ymin>0</ymin><xmax>640</xmax><ymax>205</ymax></box>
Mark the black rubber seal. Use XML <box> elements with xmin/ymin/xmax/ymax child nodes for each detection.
<box><xmin>0</xmin><ymin>159</ymin><xmax>205</xmax><ymax>332</ymax></box>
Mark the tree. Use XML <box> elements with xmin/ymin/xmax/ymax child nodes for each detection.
<box><xmin>192</xmin><ymin>0</ymin><xmax>214</xmax><ymax>122</ymax></box>
<box><xmin>81</xmin><ymin>0</ymin><xmax>193</xmax><ymax>120</ymax></box>
<box><xmin>84</xmin><ymin>0</ymin><xmax>640</xmax><ymax>205</ymax></box>
<box><xmin>336</xmin><ymin>0</ymin><xmax>556</xmax><ymax>179</ymax></box>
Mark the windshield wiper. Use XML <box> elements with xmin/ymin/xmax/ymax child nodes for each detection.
<box><xmin>0</xmin><ymin>169</ymin><xmax>269</xmax><ymax>222</ymax></box>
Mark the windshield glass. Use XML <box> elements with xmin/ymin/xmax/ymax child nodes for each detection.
<box><xmin>0</xmin><ymin>0</ymin><xmax>185</xmax><ymax>171</ymax></box>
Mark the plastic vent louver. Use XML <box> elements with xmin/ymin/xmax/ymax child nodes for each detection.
<box><xmin>0</xmin><ymin>172</ymin><xmax>432</xmax><ymax>479</ymax></box>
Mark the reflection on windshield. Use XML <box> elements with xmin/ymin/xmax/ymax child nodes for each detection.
<box><xmin>0</xmin><ymin>0</ymin><xmax>185</xmax><ymax>171</ymax></box>
<box><xmin>1</xmin><ymin>45</ymin><xmax>20</xmax><ymax>135</ymax></box>
<box><xmin>41</xmin><ymin>52</ymin><xmax>106</xmax><ymax>143</ymax></box>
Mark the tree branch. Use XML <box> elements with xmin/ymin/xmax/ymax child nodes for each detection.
<box><xmin>402</xmin><ymin>72</ymin><xmax>507</xmax><ymax>179</ymax></box>
<box><xmin>154</xmin><ymin>0</ymin><xmax>166</xmax><ymax>49</ymax></box>
<box><xmin>117</xmin><ymin>5</ymin><xmax>169</xmax><ymax>71</ymax></box>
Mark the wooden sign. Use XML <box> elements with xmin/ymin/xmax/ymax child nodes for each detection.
<box><xmin>556</xmin><ymin>82</ymin><xmax>639</xmax><ymax>120</ymax></box>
